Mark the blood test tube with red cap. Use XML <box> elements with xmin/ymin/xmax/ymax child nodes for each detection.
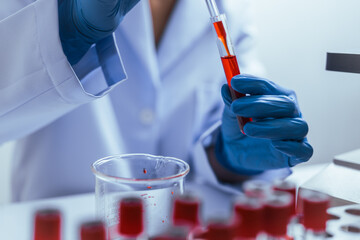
<box><xmin>300</xmin><ymin>190</ymin><xmax>329</xmax><ymax>239</ymax></box>
<box><xmin>273</xmin><ymin>180</ymin><xmax>298</xmax><ymax>239</ymax></box>
<box><xmin>80</xmin><ymin>220</ymin><xmax>106</xmax><ymax>240</ymax></box>
<box><xmin>243</xmin><ymin>180</ymin><xmax>273</xmax><ymax>199</ymax></box>
<box><xmin>272</xmin><ymin>180</ymin><xmax>297</xmax><ymax>216</ymax></box>
<box><xmin>234</xmin><ymin>195</ymin><xmax>264</xmax><ymax>239</ymax></box>
<box><xmin>33</xmin><ymin>209</ymin><xmax>61</xmax><ymax>240</ymax></box>
<box><xmin>172</xmin><ymin>193</ymin><xmax>201</xmax><ymax>229</ymax></box>
<box><xmin>118</xmin><ymin>197</ymin><xmax>144</xmax><ymax>238</ymax></box>
<box><xmin>207</xmin><ymin>219</ymin><xmax>235</xmax><ymax>240</ymax></box>
<box><xmin>263</xmin><ymin>191</ymin><xmax>293</xmax><ymax>240</ymax></box>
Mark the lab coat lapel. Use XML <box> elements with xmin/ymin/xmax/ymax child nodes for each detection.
<box><xmin>157</xmin><ymin>0</ymin><xmax>210</xmax><ymax>76</ymax></box>
<box><xmin>118</xmin><ymin>1</ymin><xmax>161</xmax><ymax>87</ymax></box>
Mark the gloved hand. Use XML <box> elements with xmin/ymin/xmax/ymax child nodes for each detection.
<box><xmin>58</xmin><ymin>0</ymin><xmax>140</xmax><ymax>65</ymax></box>
<box><xmin>216</xmin><ymin>74</ymin><xmax>313</xmax><ymax>174</ymax></box>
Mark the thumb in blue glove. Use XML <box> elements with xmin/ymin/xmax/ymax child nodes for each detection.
<box><xmin>216</xmin><ymin>74</ymin><xmax>313</xmax><ymax>174</ymax></box>
<box><xmin>58</xmin><ymin>0</ymin><xmax>140</xmax><ymax>65</ymax></box>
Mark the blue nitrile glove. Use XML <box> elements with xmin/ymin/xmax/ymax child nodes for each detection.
<box><xmin>58</xmin><ymin>0</ymin><xmax>140</xmax><ymax>65</ymax></box>
<box><xmin>216</xmin><ymin>74</ymin><xmax>313</xmax><ymax>174</ymax></box>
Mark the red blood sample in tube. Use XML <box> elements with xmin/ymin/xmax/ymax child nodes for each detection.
<box><xmin>207</xmin><ymin>220</ymin><xmax>235</xmax><ymax>240</ymax></box>
<box><xmin>172</xmin><ymin>193</ymin><xmax>201</xmax><ymax>229</ymax></box>
<box><xmin>33</xmin><ymin>209</ymin><xmax>61</xmax><ymax>240</ymax></box>
<box><xmin>263</xmin><ymin>191</ymin><xmax>292</xmax><ymax>237</ymax></box>
<box><xmin>118</xmin><ymin>197</ymin><xmax>144</xmax><ymax>237</ymax></box>
<box><xmin>80</xmin><ymin>221</ymin><xmax>106</xmax><ymax>240</ymax></box>
<box><xmin>220</xmin><ymin>56</ymin><xmax>252</xmax><ymax>134</ymax></box>
<box><xmin>273</xmin><ymin>180</ymin><xmax>297</xmax><ymax>216</ymax></box>
<box><xmin>300</xmin><ymin>190</ymin><xmax>329</xmax><ymax>232</ymax></box>
<box><xmin>212</xmin><ymin>20</ymin><xmax>252</xmax><ymax>134</ymax></box>
<box><xmin>234</xmin><ymin>195</ymin><xmax>264</xmax><ymax>239</ymax></box>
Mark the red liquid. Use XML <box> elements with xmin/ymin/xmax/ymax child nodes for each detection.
<box><xmin>221</xmin><ymin>55</ymin><xmax>252</xmax><ymax>133</ymax></box>
<box><xmin>213</xmin><ymin>21</ymin><xmax>231</xmax><ymax>56</ymax></box>
<box><xmin>33</xmin><ymin>209</ymin><xmax>61</xmax><ymax>240</ymax></box>
<box><xmin>80</xmin><ymin>221</ymin><xmax>106</xmax><ymax>240</ymax></box>
<box><xmin>118</xmin><ymin>198</ymin><xmax>144</xmax><ymax>237</ymax></box>
<box><xmin>207</xmin><ymin>221</ymin><xmax>235</xmax><ymax>240</ymax></box>
<box><xmin>172</xmin><ymin>195</ymin><xmax>200</xmax><ymax>229</ymax></box>
<box><xmin>234</xmin><ymin>201</ymin><xmax>264</xmax><ymax>238</ymax></box>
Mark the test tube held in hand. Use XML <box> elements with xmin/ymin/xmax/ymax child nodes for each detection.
<box><xmin>80</xmin><ymin>220</ymin><xmax>106</xmax><ymax>240</ymax></box>
<box><xmin>33</xmin><ymin>209</ymin><xmax>61</xmax><ymax>240</ymax></box>
<box><xmin>205</xmin><ymin>0</ymin><xmax>252</xmax><ymax>134</ymax></box>
<box><xmin>118</xmin><ymin>197</ymin><xmax>144</xmax><ymax>238</ymax></box>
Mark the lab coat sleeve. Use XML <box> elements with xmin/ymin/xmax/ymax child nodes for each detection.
<box><xmin>0</xmin><ymin>0</ymin><xmax>126</xmax><ymax>144</ymax></box>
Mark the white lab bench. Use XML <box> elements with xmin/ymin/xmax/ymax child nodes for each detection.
<box><xmin>0</xmin><ymin>163</ymin><xmax>327</xmax><ymax>239</ymax></box>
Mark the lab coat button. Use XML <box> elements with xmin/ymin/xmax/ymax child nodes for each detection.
<box><xmin>140</xmin><ymin>109</ymin><xmax>154</xmax><ymax>125</ymax></box>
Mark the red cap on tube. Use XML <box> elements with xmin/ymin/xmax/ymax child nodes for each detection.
<box><xmin>300</xmin><ymin>190</ymin><xmax>329</xmax><ymax>232</ymax></box>
<box><xmin>118</xmin><ymin>197</ymin><xmax>144</xmax><ymax>237</ymax></box>
<box><xmin>207</xmin><ymin>219</ymin><xmax>235</xmax><ymax>240</ymax></box>
<box><xmin>273</xmin><ymin>180</ymin><xmax>297</xmax><ymax>216</ymax></box>
<box><xmin>80</xmin><ymin>220</ymin><xmax>106</xmax><ymax>240</ymax></box>
<box><xmin>234</xmin><ymin>195</ymin><xmax>264</xmax><ymax>238</ymax></box>
<box><xmin>263</xmin><ymin>191</ymin><xmax>292</xmax><ymax>237</ymax></box>
<box><xmin>172</xmin><ymin>193</ymin><xmax>201</xmax><ymax>229</ymax></box>
<box><xmin>33</xmin><ymin>209</ymin><xmax>61</xmax><ymax>240</ymax></box>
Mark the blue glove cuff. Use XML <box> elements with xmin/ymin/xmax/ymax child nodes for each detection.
<box><xmin>59</xmin><ymin>0</ymin><xmax>93</xmax><ymax>65</ymax></box>
<box><xmin>215</xmin><ymin>132</ymin><xmax>263</xmax><ymax>176</ymax></box>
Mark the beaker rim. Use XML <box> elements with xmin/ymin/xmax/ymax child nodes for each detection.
<box><xmin>91</xmin><ymin>153</ymin><xmax>190</xmax><ymax>184</ymax></box>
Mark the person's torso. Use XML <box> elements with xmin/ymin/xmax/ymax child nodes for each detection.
<box><xmin>11</xmin><ymin>0</ymin><xmax>250</xmax><ymax>201</ymax></box>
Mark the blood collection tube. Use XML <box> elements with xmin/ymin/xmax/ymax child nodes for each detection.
<box><xmin>118</xmin><ymin>197</ymin><xmax>144</xmax><ymax>239</ymax></box>
<box><xmin>172</xmin><ymin>193</ymin><xmax>201</xmax><ymax>230</ymax></box>
<box><xmin>205</xmin><ymin>0</ymin><xmax>252</xmax><ymax>134</ymax></box>
<box><xmin>299</xmin><ymin>190</ymin><xmax>330</xmax><ymax>240</ymax></box>
<box><xmin>206</xmin><ymin>218</ymin><xmax>236</xmax><ymax>240</ymax></box>
<box><xmin>273</xmin><ymin>180</ymin><xmax>298</xmax><ymax>239</ymax></box>
<box><xmin>80</xmin><ymin>220</ymin><xmax>106</xmax><ymax>240</ymax></box>
<box><xmin>233</xmin><ymin>195</ymin><xmax>264</xmax><ymax>239</ymax></box>
<box><xmin>263</xmin><ymin>191</ymin><xmax>293</xmax><ymax>240</ymax></box>
<box><xmin>243</xmin><ymin>180</ymin><xmax>273</xmax><ymax>199</ymax></box>
<box><xmin>33</xmin><ymin>209</ymin><xmax>61</xmax><ymax>240</ymax></box>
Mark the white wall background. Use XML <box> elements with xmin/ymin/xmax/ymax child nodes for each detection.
<box><xmin>0</xmin><ymin>0</ymin><xmax>360</xmax><ymax>204</ymax></box>
<box><xmin>251</xmin><ymin>0</ymin><xmax>360</xmax><ymax>164</ymax></box>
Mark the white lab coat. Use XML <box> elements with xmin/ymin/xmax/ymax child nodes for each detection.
<box><xmin>0</xmin><ymin>0</ymin><xmax>280</xmax><ymax>202</ymax></box>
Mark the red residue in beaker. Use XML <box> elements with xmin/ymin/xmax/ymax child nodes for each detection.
<box><xmin>143</xmin><ymin>168</ymin><xmax>147</xmax><ymax>174</ymax></box>
<box><xmin>147</xmin><ymin>186</ymin><xmax>152</xmax><ymax>189</ymax></box>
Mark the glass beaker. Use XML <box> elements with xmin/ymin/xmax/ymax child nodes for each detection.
<box><xmin>91</xmin><ymin>154</ymin><xmax>190</xmax><ymax>239</ymax></box>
